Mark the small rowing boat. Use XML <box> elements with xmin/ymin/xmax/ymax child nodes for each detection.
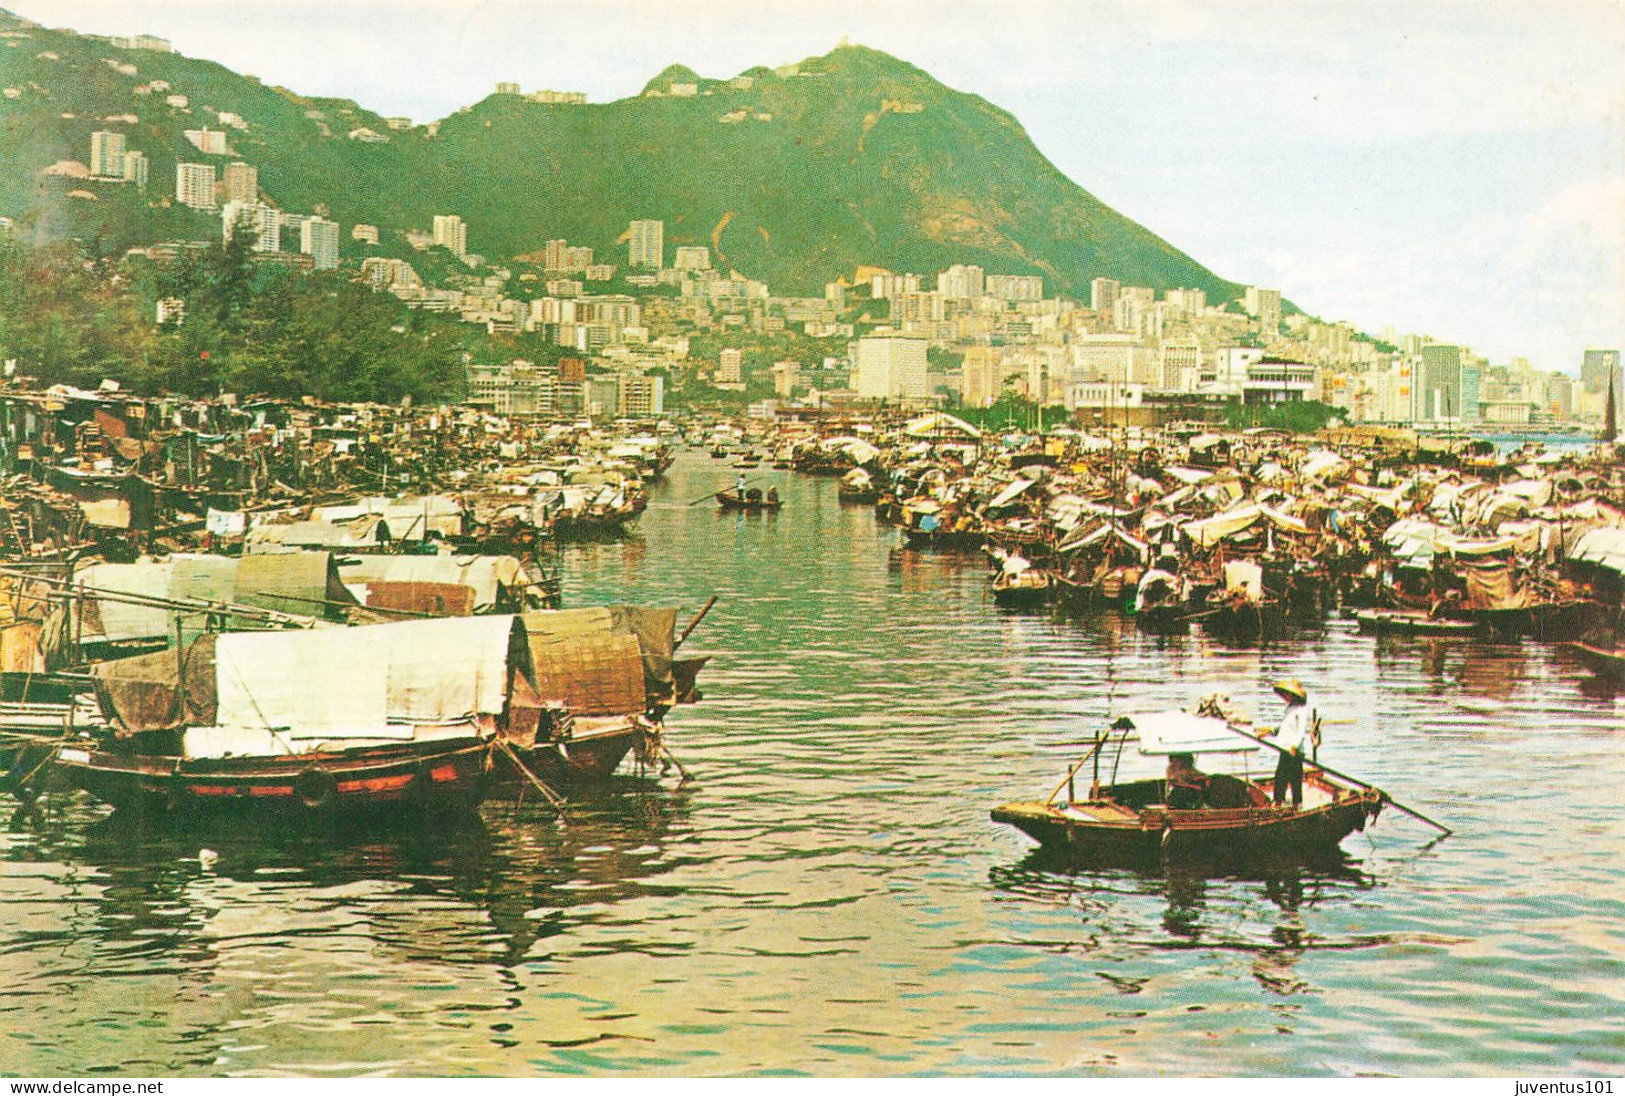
<box><xmin>716</xmin><ymin>488</ymin><xmax>782</xmax><ymax>512</ymax></box>
<box><xmin>992</xmin><ymin>709</ymin><xmax>1386</xmax><ymax>868</ymax></box>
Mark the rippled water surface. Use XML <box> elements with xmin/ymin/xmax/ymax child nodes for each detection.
<box><xmin>3</xmin><ymin>452</ymin><xmax>1621</xmax><ymax>1077</ymax></box>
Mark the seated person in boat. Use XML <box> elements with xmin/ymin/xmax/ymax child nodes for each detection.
<box><xmin>1165</xmin><ymin>752</ymin><xmax>1209</xmax><ymax>809</ymax></box>
<box><xmin>766</xmin><ymin>486</ymin><xmax>779</xmax><ymax>504</ymax></box>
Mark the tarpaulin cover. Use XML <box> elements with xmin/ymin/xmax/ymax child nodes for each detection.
<box><xmin>212</xmin><ymin>614</ymin><xmax>528</xmax><ymax>738</ymax></box>
<box><xmin>73</xmin><ymin>560</ymin><xmax>174</xmax><ymax>643</ymax></box>
<box><xmin>521</xmin><ymin>606</ymin><xmax>677</xmax><ymax>702</ymax></box>
<box><xmin>312</xmin><ymin>495</ymin><xmax>463</xmax><ymax>539</ymax></box>
<box><xmin>1124</xmin><ymin>711</ymin><xmax>1260</xmax><ymax>756</ymax></box>
<box><xmin>1463</xmin><ymin>563</ymin><xmax>1530</xmax><ymax>611</ymax></box>
<box><xmin>337</xmin><ymin>554</ymin><xmax>529</xmax><ymax>613</ymax></box>
<box><xmin>360</xmin><ymin>581</ymin><xmax>476</xmax><ymax>617</ymax></box>
<box><xmin>1182</xmin><ymin>505</ymin><xmax>1262</xmax><ymax>548</ymax></box>
<box><xmin>901</xmin><ymin>412</ymin><xmax>982</xmax><ymax>439</ymax></box>
<box><xmin>987</xmin><ymin>479</ymin><xmax>1035</xmax><ymax>509</ymax></box>
<box><xmin>1570</xmin><ymin>527</ymin><xmax>1625</xmax><ymax>574</ymax></box>
<box><xmin>93</xmin><ymin>633</ymin><xmax>218</xmax><ymax>734</ymax></box>
<box><xmin>244</xmin><ymin>515</ymin><xmax>387</xmax><ymax>552</ymax></box>
<box><xmin>528</xmin><ymin>631</ymin><xmax>647</xmax><ymax>715</ymax></box>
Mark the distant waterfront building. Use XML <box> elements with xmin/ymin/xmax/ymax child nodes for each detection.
<box><xmin>89</xmin><ymin>130</ymin><xmax>125</xmax><ymax>178</ymax></box>
<box><xmin>1090</xmin><ymin>277</ymin><xmax>1120</xmax><ymax>312</ymax></box>
<box><xmin>122</xmin><ymin>150</ymin><xmax>148</xmax><ymax>190</ymax></box>
<box><xmin>617</xmin><ymin>373</ymin><xmax>664</xmax><ymax>417</ymax></box>
<box><xmin>1580</xmin><ymin>349</ymin><xmax>1622</xmax><ymax>397</ymax></box>
<box><xmin>674</xmin><ymin>245</ymin><xmax>711</xmax><ymax>271</ymax></box>
<box><xmin>494</xmin><ymin>81</ymin><xmax>521</xmax><ymax>95</ymax></box>
<box><xmin>352</xmin><ymin>223</ymin><xmax>379</xmax><ymax>245</ymax></box>
<box><xmin>854</xmin><ymin>334</ymin><xmax>929</xmax><ymax>401</ymax></box>
<box><xmin>221</xmin><ymin>161</ymin><xmax>257</xmax><ymax>204</ymax></box>
<box><xmin>628</xmin><ymin>219</ymin><xmax>664</xmax><ymax>269</ymax></box>
<box><xmin>433</xmin><ymin>214</ymin><xmax>467</xmax><ymax>257</ymax></box>
<box><xmin>175</xmin><ymin>162</ymin><xmax>217</xmax><ymax>210</ymax></box>
<box><xmin>717</xmin><ymin>348</ymin><xmax>744</xmax><ymax>384</ymax></box>
<box><xmin>1544</xmin><ymin>372</ymin><xmax>1574</xmax><ymax>419</ymax></box>
<box><xmin>1418</xmin><ymin>343</ymin><xmax>1464</xmax><ymax>421</ymax></box>
<box><xmin>300</xmin><ymin>216</ymin><xmax>340</xmax><ymax>270</ymax></box>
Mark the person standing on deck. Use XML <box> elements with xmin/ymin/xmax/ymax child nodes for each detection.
<box><xmin>1263</xmin><ymin>679</ymin><xmax>1317</xmax><ymax>808</ymax></box>
<box><xmin>735</xmin><ymin>472</ymin><xmax>747</xmax><ymax>498</ymax></box>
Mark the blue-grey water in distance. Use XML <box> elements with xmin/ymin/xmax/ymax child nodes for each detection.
<box><xmin>1</xmin><ymin>450</ymin><xmax>1621</xmax><ymax>1077</ymax></box>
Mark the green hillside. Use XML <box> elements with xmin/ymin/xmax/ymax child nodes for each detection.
<box><xmin>0</xmin><ymin>9</ymin><xmax>1240</xmax><ymax>301</ymax></box>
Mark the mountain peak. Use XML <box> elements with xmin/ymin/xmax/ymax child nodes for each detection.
<box><xmin>799</xmin><ymin>43</ymin><xmax>933</xmax><ymax>83</ymax></box>
<box><xmin>641</xmin><ymin>63</ymin><xmax>707</xmax><ymax>96</ymax></box>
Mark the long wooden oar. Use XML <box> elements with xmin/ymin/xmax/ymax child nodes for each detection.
<box><xmin>1223</xmin><ymin>722</ymin><xmax>1453</xmax><ymax>835</ymax></box>
<box><xmin>687</xmin><ymin>478</ymin><xmax>762</xmax><ymax>506</ymax></box>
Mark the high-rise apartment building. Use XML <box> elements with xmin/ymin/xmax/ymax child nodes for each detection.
<box><xmin>937</xmin><ymin>264</ymin><xmax>985</xmax><ymax>299</ymax></box>
<box><xmin>854</xmin><ymin>335</ymin><xmax>929</xmax><ymax>400</ymax></box>
<box><xmin>221</xmin><ymin>200</ymin><xmax>281</xmax><ymax>251</ymax></box>
<box><xmin>89</xmin><ymin>131</ymin><xmax>125</xmax><ymax>178</ymax></box>
<box><xmin>717</xmin><ymin>348</ymin><xmax>743</xmax><ymax>384</ymax></box>
<box><xmin>1090</xmin><ymin>277</ymin><xmax>1120</xmax><ymax>312</ymax></box>
<box><xmin>674</xmin><ymin>245</ymin><xmax>711</xmax><ymax>271</ymax></box>
<box><xmin>175</xmin><ymin>162</ymin><xmax>217</xmax><ymax>210</ymax></box>
<box><xmin>1418</xmin><ymin>343</ymin><xmax>1464</xmax><ymax>421</ymax></box>
<box><xmin>1244</xmin><ymin>286</ymin><xmax>1283</xmax><ymax>332</ymax></box>
<box><xmin>986</xmin><ymin>274</ymin><xmax>1043</xmax><ymax>302</ymax></box>
<box><xmin>870</xmin><ymin>273</ymin><xmax>921</xmax><ymax>299</ymax></box>
<box><xmin>433</xmin><ymin>214</ymin><xmax>468</xmax><ymax>257</ymax></box>
<box><xmin>1580</xmin><ymin>349</ymin><xmax>1622</xmax><ymax>397</ymax></box>
<box><xmin>300</xmin><ymin>216</ymin><xmax>340</xmax><ymax>270</ymax></box>
<box><xmin>221</xmin><ymin>161</ymin><xmax>257</xmax><ymax>204</ymax></box>
<box><xmin>628</xmin><ymin>219</ymin><xmax>664</xmax><ymax>269</ymax></box>
<box><xmin>122</xmin><ymin>150</ymin><xmax>148</xmax><ymax>189</ymax></box>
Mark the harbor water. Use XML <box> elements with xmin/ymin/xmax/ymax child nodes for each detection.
<box><xmin>2</xmin><ymin>451</ymin><xmax>1621</xmax><ymax>1077</ymax></box>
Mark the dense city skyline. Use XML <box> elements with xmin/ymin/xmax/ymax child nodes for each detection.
<box><xmin>9</xmin><ymin>0</ymin><xmax>1622</xmax><ymax>376</ymax></box>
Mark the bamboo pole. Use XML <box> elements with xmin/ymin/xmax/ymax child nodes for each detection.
<box><xmin>1223</xmin><ymin>721</ymin><xmax>1453</xmax><ymax>835</ymax></box>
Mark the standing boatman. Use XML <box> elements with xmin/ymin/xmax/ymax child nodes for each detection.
<box><xmin>1262</xmin><ymin>679</ymin><xmax>1318</xmax><ymax>808</ymax></box>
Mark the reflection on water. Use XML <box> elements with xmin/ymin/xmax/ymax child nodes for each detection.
<box><xmin>1</xmin><ymin>451</ymin><xmax>1621</xmax><ymax>1077</ymax></box>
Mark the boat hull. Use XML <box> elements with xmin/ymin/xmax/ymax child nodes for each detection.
<box><xmin>496</xmin><ymin>722</ymin><xmax>654</xmax><ymax>786</ymax></box>
<box><xmin>1566</xmin><ymin>641</ymin><xmax>1625</xmax><ymax>682</ymax></box>
<box><xmin>992</xmin><ymin>784</ymin><xmax>1384</xmax><ymax>868</ymax></box>
<box><xmin>716</xmin><ymin>492</ymin><xmax>782</xmax><ymax>512</ymax></box>
<box><xmin>51</xmin><ymin>738</ymin><xmax>493</xmax><ymax>820</ymax></box>
<box><xmin>1356</xmin><ymin>608</ymin><xmax>1479</xmax><ymax>636</ymax></box>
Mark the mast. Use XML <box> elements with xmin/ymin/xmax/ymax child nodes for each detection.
<box><xmin>1602</xmin><ymin>371</ymin><xmax>1617</xmax><ymax>446</ymax></box>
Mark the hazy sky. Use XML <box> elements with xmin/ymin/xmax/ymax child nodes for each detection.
<box><xmin>12</xmin><ymin>0</ymin><xmax>1623</xmax><ymax>372</ymax></box>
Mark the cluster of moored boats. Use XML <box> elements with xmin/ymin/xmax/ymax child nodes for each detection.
<box><xmin>4</xmin><ymin>383</ymin><xmax>1621</xmax><ymax>869</ymax></box>
<box><xmin>698</xmin><ymin>413</ymin><xmax>1625</xmax><ymax>678</ymax></box>
<box><xmin>1</xmin><ymin>386</ymin><xmax>701</xmax><ymax>827</ymax></box>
